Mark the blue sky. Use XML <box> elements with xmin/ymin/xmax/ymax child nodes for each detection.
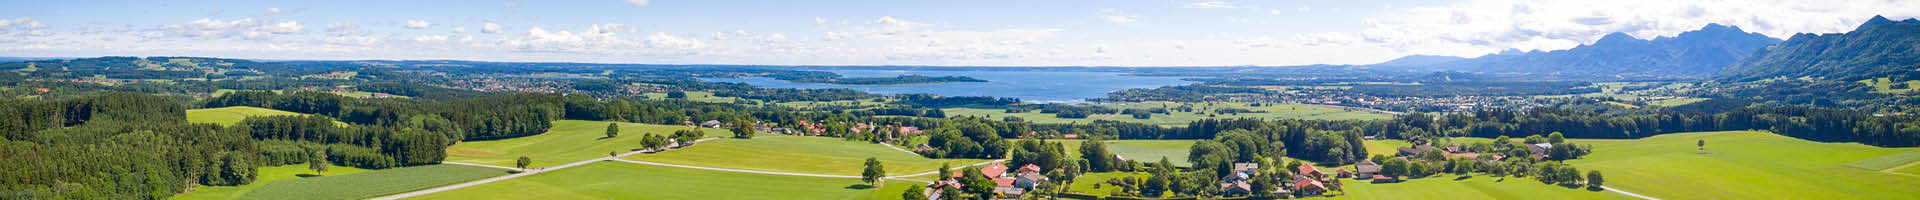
<box><xmin>0</xmin><ymin>0</ymin><xmax>1914</xmax><ymax>66</ymax></box>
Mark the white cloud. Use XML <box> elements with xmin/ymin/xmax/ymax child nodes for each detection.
<box><xmin>1183</xmin><ymin>1</ymin><xmax>1240</xmax><ymax>9</ymax></box>
<box><xmin>405</xmin><ymin>20</ymin><xmax>430</xmax><ymax>29</ymax></box>
<box><xmin>452</xmin><ymin>26</ymin><xmax>467</xmax><ymax>33</ymax></box>
<box><xmin>1098</xmin><ymin>8</ymin><xmax>1137</xmax><ymax>24</ymax></box>
<box><xmin>482</xmin><ymin>23</ymin><xmax>502</xmax><ymax>34</ymax></box>
<box><xmin>153</xmin><ymin>18</ymin><xmax>304</xmax><ymax>39</ymax></box>
<box><xmin>266</xmin><ymin>8</ymin><xmax>281</xmax><ymax>13</ymax></box>
<box><xmin>814</xmin><ymin>17</ymin><xmax>827</xmax><ymax>25</ymax></box>
<box><xmin>625</xmin><ymin>0</ymin><xmax>651</xmax><ymax>7</ymax></box>
<box><xmin>325</xmin><ymin>22</ymin><xmax>357</xmax><ymax>33</ymax></box>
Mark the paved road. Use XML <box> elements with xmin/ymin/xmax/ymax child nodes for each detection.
<box><xmin>1602</xmin><ymin>186</ymin><xmax>1660</xmax><ymax>200</ymax></box>
<box><xmin>439</xmin><ymin>161</ymin><xmax>521</xmax><ymax>171</ymax></box>
<box><xmin>369</xmin><ymin>137</ymin><xmax>720</xmax><ymax>200</ymax></box>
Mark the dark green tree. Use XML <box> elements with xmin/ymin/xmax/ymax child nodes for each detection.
<box><xmin>864</xmin><ymin>157</ymin><xmax>887</xmax><ymax>186</ymax></box>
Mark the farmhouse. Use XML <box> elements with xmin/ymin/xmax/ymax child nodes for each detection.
<box><xmin>1397</xmin><ymin>144</ymin><xmax>1437</xmax><ymax>157</ymax></box>
<box><xmin>1354</xmin><ymin>160</ymin><xmax>1382</xmax><ymax>178</ymax></box>
<box><xmin>1294</xmin><ymin>178</ymin><xmax>1327</xmax><ymax>195</ymax></box>
<box><xmin>700</xmin><ymin>120</ymin><xmax>723</xmax><ymax>128</ymax></box>
<box><xmin>1297</xmin><ymin>164</ymin><xmax>1324</xmax><ymax>179</ymax></box>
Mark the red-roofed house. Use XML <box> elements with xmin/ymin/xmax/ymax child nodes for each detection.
<box><xmin>1297</xmin><ymin>164</ymin><xmax>1323</xmax><ymax>178</ymax></box>
<box><xmin>982</xmin><ymin>162</ymin><xmax>1009</xmax><ymax>178</ymax></box>
<box><xmin>1294</xmin><ymin>178</ymin><xmax>1327</xmax><ymax>195</ymax></box>
<box><xmin>1017</xmin><ymin>164</ymin><xmax>1042</xmax><ymax>174</ymax></box>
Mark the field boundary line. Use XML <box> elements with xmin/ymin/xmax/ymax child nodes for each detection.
<box><xmin>370</xmin><ymin>137</ymin><xmax>719</xmax><ymax>200</ymax></box>
<box><xmin>439</xmin><ymin>161</ymin><xmax>521</xmax><ymax>171</ymax></box>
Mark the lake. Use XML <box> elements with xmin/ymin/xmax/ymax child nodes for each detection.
<box><xmin>700</xmin><ymin>70</ymin><xmax>1195</xmax><ymax>102</ymax></box>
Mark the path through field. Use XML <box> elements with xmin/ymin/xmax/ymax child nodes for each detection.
<box><xmin>1603</xmin><ymin>186</ymin><xmax>1659</xmax><ymax>200</ymax></box>
<box><xmin>370</xmin><ymin>138</ymin><xmax>718</xmax><ymax>200</ymax></box>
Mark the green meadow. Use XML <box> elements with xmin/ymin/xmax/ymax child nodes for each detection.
<box><xmin>1054</xmin><ymin>139</ymin><xmax>1198</xmax><ymax>167</ymax></box>
<box><xmin>1565</xmin><ymin>131</ymin><xmax>1920</xmax><ymax>200</ymax></box>
<box><xmin>170</xmin><ymin>165</ymin><xmax>370</xmax><ymax>200</ymax></box>
<box><xmin>1065</xmin><ymin>172</ymin><xmax>1152</xmax><ymax>197</ymax></box>
<box><xmin>947</xmin><ymin>102</ymin><xmax>1389</xmax><ymax>126</ymax></box>
<box><xmin>186</xmin><ymin>106</ymin><xmax>317</xmax><ymax>126</ymax></box>
<box><xmin>626</xmin><ymin>134</ymin><xmax>986</xmax><ymax>176</ymax></box>
<box><xmin>445</xmin><ymin>120</ymin><xmax>734</xmax><ymax>168</ymax></box>
<box><xmin>1324</xmin><ymin>174</ymin><xmax>1629</xmax><ymax>200</ymax></box>
<box><xmin>411</xmin><ymin>162</ymin><xmax>924</xmax><ymax>200</ymax></box>
<box><xmin>238</xmin><ymin>165</ymin><xmax>509</xmax><ymax>200</ymax></box>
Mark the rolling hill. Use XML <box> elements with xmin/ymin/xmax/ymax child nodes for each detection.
<box><xmin>1718</xmin><ymin>15</ymin><xmax>1920</xmax><ymax>81</ymax></box>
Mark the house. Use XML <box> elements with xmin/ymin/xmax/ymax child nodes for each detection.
<box><xmin>1013</xmin><ymin>172</ymin><xmax>1046</xmax><ymax>189</ymax></box>
<box><xmin>1294</xmin><ymin>178</ymin><xmax>1327</xmax><ymax>195</ymax></box>
<box><xmin>1233</xmin><ymin>163</ymin><xmax>1259</xmax><ymax>176</ymax></box>
<box><xmin>1397</xmin><ymin>144</ymin><xmax>1438</xmax><ymax>157</ymax></box>
<box><xmin>993</xmin><ymin>186</ymin><xmax>1026</xmax><ymax>199</ymax></box>
<box><xmin>1297</xmin><ymin>164</ymin><xmax>1324</xmax><ymax>179</ymax></box>
<box><xmin>1017</xmin><ymin>164</ymin><xmax>1042</xmax><ymax>174</ymax></box>
<box><xmin>1220</xmin><ymin>181</ymin><xmax>1252</xmax><ymax>197</ymax></box>
<box><xmin>982</xmin><ymin>162</ymin><xmax>1009</xmax><ymax>178</ymax></box>
<box><xmin>701</xmin><ymin>120</ymin><xmax>723</xmax><ymax>128</ymax></box>
<box><xmin>1528</xmin><ymin>143</ymin><xmax>1553</xmax><ymax>159</ymax></box>
<box><xmin>1335</xmin><ymin>169</ymin><xmax>1354</xmax><ymax>178</ymax></box>
<box><xmin>916</xmin><ymin>144</ymin><xmax>936</xmax><ymax>152</ymax></box>
<box><xmin>1062</xmin><ymin>134</ymin><xmax>1079</xmax><ymax>139</ymax></box>
<box><xmin>1354</xmin><ymin>160</ymin><xmax>1382</xmax><ymax>178</ymax></box>
<box><xmin>1445</xmin><ymin>152</ymin><xmax>1481</xmax><ymax>160</ymax></box>
<box><xmin>993</xmin><ymin>177</ymin><xmax>1017</xmax><ymax>187</ymax></box>
<box><xmin>1371</xmin><ymin>175</ymin><xmax>1398</xmax><ymax>183</ymax></box>
<box><xmin>1113</xmin><ymin>155</ymin><xmax>1129</xmax><ymax>162</ymax></box>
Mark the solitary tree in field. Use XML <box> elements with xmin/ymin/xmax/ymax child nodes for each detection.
<box><xmin>732</xmin><ymin>120</ymin><xmax>756</xmax><ymax>139</ymax></box>
<box><xmin>516</xmin><ymin>156</ymin><xmax>532</xmax><ymax>169</ymax></box>
<box><xmin>902</xmin><ymin>186</ymin><xmax>928</xmax><ymax>200</ymax></box>
<box><xmin>863</xmin><ymin>157</ymin><xmax>887</xmax><ymax>187</ymax></box>
<box><xmin>1587</xmin><ymin>170</ymin><xmax>1605</xmax><ymax>190</ymax></box>
<box><xmin>309</xmin><ymin>150</ymin><xmax>329</xmax><ymax>173</ymax></box>
<box><xmin>1697</xmin><ymin>139</ymin><xmax>1706</xmax><ymax>151</ymax></box>
<box><xmin>606</xmin><ymin>123</ymin><xmax>619</xmax><ymax>138</ymax></box>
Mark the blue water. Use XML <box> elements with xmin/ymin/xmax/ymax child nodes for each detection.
<box><xmin>700</xmin><ymin>70</ymin><xmax>1195</xmax><ymax>102</ymax></box>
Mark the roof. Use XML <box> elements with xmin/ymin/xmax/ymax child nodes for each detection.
<box><xmin>1446</xmin><ymin>152</ymin><xmax>1481</xmax><ymax>159</ymax></box>
<box><xmin>1297</xmin><ymin>164</ymin><xmax>1321</xmax><ymax>175</ymax></box>
<box><xmin>982</xmin><ymin>162</ymin><xmax>1009</xmax><ymax>178</ymax></box>
<box><xmin>1018</xmin><ymin>172</ymin><xmax>1047</xmax><ymax>181</ymax></box>
<box><xmin>1295</xmin><ymin>178</ymin><xmax>1326</xmax><ymax>191</ymax></box>
<box><xmin>1355</xmin><ymin>160</ymin><xmax>1382</xmax><ymax>173</ymax></box>
<box><xmin>993</xmin><ymin>177</ymin><xmax>1017</xmax><ymax>187</ymax></box>
<box><xmin>1233</xmin><ymin>163</ymin><xmax>1259</xmax><ymax>173</ymax></box>
<box><xmin>1372</xmin><ymin>175</ymin><xmax>1394</xmax><ymax>180</ymax></box>
<box><xmin>1017</xmin><ymin>164</ymin><xmax>1042</xmax><ymax>174</ymax></box>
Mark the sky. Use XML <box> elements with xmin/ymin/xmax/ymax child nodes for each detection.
<box><xmin>0</xmin><ymin>0</ymin><xmax>1914</xmax><ymax>66</ymax></box>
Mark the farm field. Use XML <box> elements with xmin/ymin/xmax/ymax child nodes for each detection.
<box><xmin>1055</xmin><ymin>139</ymin><xmax>1197</xmax><ymax>167</ymax></box>
<box><xmin>1065</xmin><ymin>172</ymin><xmax>1152</xmax><ymax>197</ymax></box>
<box><xmin>445</xmin><ymin>120</ymin><xmax>734</xmax><ymax>168</ymax></box>
<box><xmin>411</xmin><ymin>162</ymin><xmax>923</xmax><ymax>200</ymax></box>
<box><xmin>237</xmin><ymin>165</ymin><xmax>509</xmax><ymax>200</ymax></box>
<box><xmin>1564</xmin><ymin>131</ymin><xmax>1920</xmax><ymax>200</ymax></box>
<box><xmin>947</xmin><ymin>102</ymin><xmax>1389</xmax><ymax>126</ymax></box>
<box><xmin>186</xmin><ymin>106</ymin><xmax>318</xmax><ymax>126</ymax></box>
<box><xmin>170</xmin><ymin>165</ymin><xmax>370</xmax><ymax>200</ymax></box>
<box><xmin>1323</xmin><ymin>174</ymin><xmax>1629</xmax><ymax>200</ymax></box>
<box><xmin>626</xmin><ymin>134</ymin><xmax>985</xmax><ymax>176</ymax></box>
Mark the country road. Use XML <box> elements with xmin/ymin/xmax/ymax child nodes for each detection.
<box><xmin>1603</xmin><ymin>186</ymin><xmax>1660</xmax><ymax>200</ymax></box>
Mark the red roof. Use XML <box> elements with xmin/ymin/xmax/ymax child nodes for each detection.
<box><xmin>1063</xmin><ymin>134</ymin><xmax>1079</xmax><ymax>139</ymax></box>
<box><xmin>1297</xmin><ymin>164</ymin><xmax>1321</xmax><ymax>175</ymax></box>
<box><xmin>1295</xmin><ymin>178</ymin><xmax>1326</xmax><ymax>191</ymax></box>
<box><xmin>1372</xmin><ymin>175</ymin><xmax>1393</xmax><ymax>181</ymax></box>
<box><xmin>993</xmin><ymin>177</ymin><xmax>1017</xmax><ymax>187</ymax></box>
<box><xmin>982</xmin><ymin>162</ymin><xmax>1008</xmax><ymax>178</ymax></box>
<box><xmin>1017</xmin><ymin>164</ymin><xmax>1042</xmax><ymax>174</ymax></box>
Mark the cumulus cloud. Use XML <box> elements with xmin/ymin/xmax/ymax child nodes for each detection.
<box><xmin>1098</xmin><ymin>8</ymin><xmax>1137</xmax><ymax>24</ymax></box>
<box><xmin>154</xmin><ymin>18</ymin><xmax>304</xmax><ymax>39</ymax></box>
<box><xmin>266</xmin><ymin>8</ymin><xmax>281</xmax><ymax>14</ymax></box>
<box><xmin>405</xmin><ymin>20</ymin><xmax>430</xmax><ymax>29</ymax></box>
<box><xmin>625</xmin><ymin>0</ymin><xmax>650</xmax><ymax>7</ymax></box>
<box><xmin>325</xmin><ymin>22</ymin><xmax>357</xmax><ymax>33</ymax></box>
<box><xmin>1183</xmin><ymin>1</ymin><xmax>1240</xmax><ymax>9</ymax></box>
<box><xmin>0</xmin><ymin>17</ymin><xmax>48</xmax><ymax>33</ymax></box>
<box><xmin>482</xmin><ymin>23</ymin><xmax>502</xmax><ymax>34</ymax></box>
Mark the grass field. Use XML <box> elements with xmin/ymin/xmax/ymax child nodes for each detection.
<box><xmin>412</xmin><ymin>162</ymin><xmax>924</xmax><ymax>200</ymax></box>
<box><xmin>1565</xmin><ymin>131</ymin><xmax>1920</xmax><ymax>200</ymax></box>
<box><xmin>1065</xmin><ymin>172</ymin><xmax>1151</xmax><ymax>197</ymax></box>
<box><xmin>237</xmin><ymin>165</ymin><xmax>509</xmax><ymax>200</ymax></box>
<box><xmin>947</xmin><ymin>102</ymin><xmax>1390</xmax><ymax>126</ymax></box>
<box><xmin>626</xmin><ymin>134</ymin><xmax>986</xmax><ymax>176</ymax></box>
<box><xmin>445</xmin><ymin>120</ymin><xmax>735</xmax><ymax>168</ymax></box>
<box><xmin>1646</xmin><ymin>98</ymin><xmax>1708</xmax><ymax>107</ymax></box>
<box><xmin>186</xmin><ymin>106</ymin><xmax>317</xmax><ymax>126</ymax></box>
<box><xmin>1845</xmin><ymin>150</ymin><xmax>1920</xmax><ymax>170</ymax></box>
<box><xmin>1858</xmin><ymin>77</ymin><xmax>1920</xmax><ymax>94</ymax></box>
<box><xmin>1322</xmin><ymin>174</ymin><xmax>1630</xmax><ymax>200</ymax></box>
<box><xmin>170</xmin><ymin>165</ymin><xmax>370</xmax><ymax>200</ymax></box>
<box><xmin>1055</xmin><ymin>140</ymin><xmax>1197</xmax><ymax>167</ymax></box>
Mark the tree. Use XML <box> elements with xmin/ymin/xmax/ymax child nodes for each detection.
<box><xmin>309</xmin><ymin>150</ymin><xmax>329</xmax><ymax>173</ymax></box>
<box><xmin>732</xmin><ymin>119</ymin><xmax>756</xmax><ymax>139</ymax></box>
<box><xmin>666</xmin><ymin>91</ymin><xmax>688</xmax><ymax>98</ymax></box>
<box><xmin>1525</xmin><ymin>135</ymin><xmax>1546</xmax><ymax>144</ymax></box>
<box><xmin>1698</xmin><ymin>139</ymin><xmax>1706</xmax><ymax>151</ymax></box>
<box><xmin>863</xmin><ymin>157</ymin><xmax>887</xmax><ymax>186</ymax></box>
<box><xmin>606</xmin><ymin>123</ymin><xmax>619</xmax><ymax>138</ymax></box>
<box><xmin>937</xmin><ymin>162</ymin><xmax>953</xmax><ymax>181</ymax></box>
<box><xmin>1587</xmin><ymin>170</ymin><xmax>1605</xmax><ymax>190</ymax></box>
<box><xmin>1548</xmin><ymin>132</ymin><xmax>1566</xmax><ymax>144</ymax></box>
<box><xmin>1081</xmin><ymin>139</ymin><xmax>1114</xmax><ymax>172</ymax></box>
<box><xmin>1381</xmin><ymin>158</ymin><xmax>1409</xmax><ymax>178</ymax></box>
<box><xmin>516</xmin><ymin>156</ymin><xmax>532</xmax><ymax>169</ymax></box>
<box><xmin>902</xmin><ymin>185</ymin><xmax>928</xmax><ymax>200</ymax></box>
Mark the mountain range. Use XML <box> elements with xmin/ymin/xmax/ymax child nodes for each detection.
<box><xmin>1375</xmin><ymin>23</ymin><xmax>1782</xmax><ymax>78</ymax></box>
<box><xmin>1718</xmin><ymin>15</ymin><xmax>1920</xmax><ymax>81</ymax></box>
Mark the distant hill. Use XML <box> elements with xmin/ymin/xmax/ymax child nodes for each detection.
<box><xmin>1718</xmin><ymin>16</ymin><xmax>1920</xmax><ymax>82</ymax></box>
<box><xmin>1384</xmin><ymin>24</ymin><xmax>1781</xmax><ymax>78</ymax></box>
<box><xmin>1370</xmin><ymin>55</ymin><xmax>1466</xmax><ymax>66</ymax></box>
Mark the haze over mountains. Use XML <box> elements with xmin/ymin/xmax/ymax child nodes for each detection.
<box><xmin>1375</xmin><ymin>23</ymin><xmax>1783</xmax><ymax>78</ymax></box>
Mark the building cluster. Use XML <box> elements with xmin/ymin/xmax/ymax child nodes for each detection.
<box><xmin>926</xmin><ymin>162</ymin><xmax>1047</xmax><ymax>200</ymax></box>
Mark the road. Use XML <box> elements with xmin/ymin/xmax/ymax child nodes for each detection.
<box><xmin>1602</xmin><ymin>186</ymin><xmax>1660</xmax><ymax>200</ymax></box>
